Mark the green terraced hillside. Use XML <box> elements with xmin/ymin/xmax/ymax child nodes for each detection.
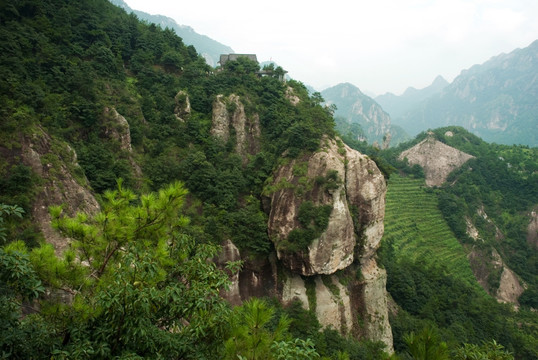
<box><xmin>381</xmin><ymin>174</ymin><xmax>479</xmax><ymax>289</ymax></box>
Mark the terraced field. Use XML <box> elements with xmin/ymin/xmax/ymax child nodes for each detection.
<box><xmin>381</xmin><ymin>174</ymin><xmax>479</xmax><ymax>288</ymax></box>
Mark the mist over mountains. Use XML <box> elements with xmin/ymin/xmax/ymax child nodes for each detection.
<box><xmin>375</xmin><ymin>75</ymin><xmax>449</xmax><ymax>119</ymax></box>
<box><xmin>389</xmin><ymin>40</ymin><xmax>538</xmax><ymax>147</ymax></box>
<box><xmin>323</xmin><ymin>40</ymin><xmax>537</xmax><ymax>147</ymax></box>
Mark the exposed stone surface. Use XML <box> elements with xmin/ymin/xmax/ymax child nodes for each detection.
<box><xmin>399</xmin><ymin>136</ymin><xmax>474</xmax><ymax>187</ymax></box>
<box><xmin>360</xmin><ymin>258</ymin><xmax>394</xmax><ymax>353</ymax></box>
<box><xmin>267</xmin><ymin>138</ymin><xmax>385</xmax><ymax>276</ymax></box>
<box><xmin>103</xmin><ymin>107</ymin><xmax>132</xmax><ymax>152</ymax></box>
<box><xmin>211</xmin><ymin>94</ymin><xmax>261</xmax><ymax>163</ymax></box>
<box><xmin>20</xmin><ymin>127</ymin><xmax>99</xmax><ymax>254</ymax></box>
<box><xmin>174</xmin><ymin>90</ymin><xmax>191</xmax><ymax>122</ymax></box>
<box><xmin>285</xmin><ymin>86</ymin><xmax>301</xmax><ymax>106</ymax></box>
<box><xmin>262</xmin><ymin>137</ymin><xmax>392</xmax><ymax>351</ymax></box>
<box><xmin>465</xmin><ymin>216</ymin><xmax>481</xmax><ymax>241</ymax></box>
<box><xmin>496</xmin><ymin>265</ymin><xmax>525</xmax><ymax>305</ymax></box>
<box><xmin>282</xmin><ymin>274</ymin><xmax>309</xmax><ymax>310</ymax></box>
<box><xmin>469</xmin><ymin>247</ymin><xmax>524</xmax><ymax>305</ymax></box>
<box><xmin>215</xmin><ymin>240</ymin><xmax>242</xmax><ymax>306</ymax></box>
<box><xmin>344</xmin><ymin>145</ymin><xmax>386</xmax><ymax>260</ymax></box>
<box><xmin>314</xmin><ymin>276</ymin><xmax>353</xmax><ymax>334</ymax></box>
<box><xmin>477</xmin><ymin>206</ymin><xmax>505</xmax><ymax>240</ymax></box>
<box><xmin>527</xmin><ymin>208</ymin><xmax>538</xmax><ymax>248</ymax></box>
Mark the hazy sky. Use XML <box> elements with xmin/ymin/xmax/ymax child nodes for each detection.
<box><xmin>124</xmin><ymin>0</ymin><xmax>538</xmax><ymax>96</ymax></box>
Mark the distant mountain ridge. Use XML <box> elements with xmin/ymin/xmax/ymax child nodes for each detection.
<box><xmin>393</xmin><ymin>40</ymin><xmax>538</xmax><ymax>147</ymax></box>
<box><xmin>321</xmin><ymin>83</ymin><xmax>409</xmax><ymax>146</ymax></box>
<box><xmin>109</xmin><ymin>0</ymin><xmax>233</xmax><ymax>66</ymax></box>
<box><xmin>375</xmin><ymin>75</ymin><xmax>448</xmax><ymax>119</ymax></box>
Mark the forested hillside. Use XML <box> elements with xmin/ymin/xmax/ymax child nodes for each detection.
<box><xmin>0</xmin><ymin>1</ymin><xmax>386</xmax><ymax>358</ymax></box>
<box><xmin>108</xmin><ymin>0</ymin><xmax>234</xmax><ymax>67</ymax></box>
<box><xmin>375</xmin><ymin>127</ymin><xmax>538</xmax><ymax>358</ymax></box>
<box><xmin>0</xmin><ymin>0</ymin><xmax>536</xmax><ymax>359</ymax></box>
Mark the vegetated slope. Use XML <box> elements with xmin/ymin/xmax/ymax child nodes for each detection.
<box><xmin>376</xmin><ymin>127</ymin><xmax>538</xmax><ymax>358</ymax></box>
<box><xmin>380</xmin><ymin>173</ymin><xmax>538</xmax><ymax>358</ymax></box>
<box><xmin>375</xmin><ymin>75</ymin><xmax>448</xmax><ymax>119</ymax></box>
<box><xmin>108</xmin><ymin>0</ymin><xmax>233</xmax><ymax>66</ymax></box>
<box><xmin>382</xmin><ymin>174</ymin><xmax>478</xmax><ymax>288</ymax></box>
<box><xmin>393</xmin><ymin>40</ymin><xmax>538</xmax><ymax>147</ymax></box>
<box><xmin>428</xmin><ymin>127</ymin><xmax>538</xmax><ymax>306</ymax></box>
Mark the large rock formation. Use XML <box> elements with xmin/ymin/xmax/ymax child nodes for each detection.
<box><xmin>211</xmin><ymin>94</ymin><xmax>261</xmax><ymax>164</ymax></box>
<box><xmin>20</xmin><ymin>127</ymin><xmax>100</xmax><ymax>254</ymax></box>
<box><xmin>528</xmin><ymin>208</ymin><xmax>538</xmax><ymax>248</ymax></box>
<box><xmin>266</xmin><ymin>138</ymin><xmax>385</xmax><ymax>276</ymax></box>
<box><xmin>103</xmin><ymin>107</ymin><xmax>132</xmax><ymax>152</ymax></box>
<box><xmin>174</xmin><ymin>90</ymin><xmax>191</xmax><ymax>122</ymax></box>
<box><xmin>102</xmin><ymin>107</ymin><xmax>142</xmax><ymax>185</ymax></box>
<box><xmin>399</xmin><ymin>135</ymin><xmax>474</xmax><ymax>187</ymax></box>
<box><xmin>218</xmin><ymin>137</ymin><xmax>393</xmax><ymax>351</ymax></box>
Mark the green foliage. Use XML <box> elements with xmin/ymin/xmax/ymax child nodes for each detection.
<box><xmin>0</xmin><ymin>204</ymin><xmax>24</xmax><ymax>243</ymax></box>
<box><xmin>228</xmin><ymin>196</ymin><xmax>271</xmax><ymax>255</ymax></box>
<box><xmin>403</xmin><ymin>326</ymin><xmax>449</xmax><ymax>360</ymax></box>
<box><xmin>224</xmin><ymin>298</ymin><xmax>320</xmax><ymax>360</ymax></box>
<box><xmin>453</xmin><ymin>340</ymin><xmax>514</xmax><ymax>360</ymax></box>
<box><xmin>0</xmin><ymin>238</ymin><xmax>48</xmax><ymax>359</ymax></box>
<box><xmin>1</xmin><ymin>182</ymin><xmax>234</xmax><ymax>358</ymax></box>
<box><xmin>283</xmin><ymin>201</ymin><xmax>333</xmax><ymax>252</ymax></box>
<box><xmin>0</xmin><ymin>242</ymin><xmax>44</xmax><ymax>301</ymax></box>
<box><xmin>380</xmin><ymin>174</ymin><xmax>478</xmax><ymax>286</ymax></box>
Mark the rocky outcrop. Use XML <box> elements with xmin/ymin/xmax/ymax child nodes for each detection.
<box><xmin>263</xmin><ymin>137</ymin><xmax>392</xmax><ymax>350</ymax></box>
<box><xmin>102</xmin><ymin>107</ymin><xmax>142</xmax><ymax>185</ymax></box>
<box><xmin>20</xmin><ymin>127</ymin><xmax>100</xmax><ymax>254</ymax></box>
<box><xmin>174</xmin><ymin>90</ymin><xmax>191</xmax><ymax>122</ymax></box>
<box><xmin>399</xmin><ymin>136</ymin><xmax>474</xmax><ymax>187</ymax></box>
<box><xmin>266</xmin><ymin>139</ymin><xmax>385</xmax><ymax>275</ymax></box>
<box><xmin>215</xmin><ymin>240</ymin><xmax>242</xmax><ymax>306</ymax></box>
<box><xmin>314</xmin><ymin>276</ymin><xmax>353</xmax><ymax>334</ymax></box>
<box><xmin>469</xmin><ymin>246</ymin><xmax>524</xmax><ymax>305</ymax></box>
<box><xmin>211</xmin><ymin>94</ymin><xmax>261</xmax><ymax>163</ymax></box>
<box><xmin>285</xmin><ymin>86</ymin><xmax>301</xmax><ymax>106</ymax></box>
<box><xmin>216</xmin><ymin>137</ymin><xmax>393</xmax><ymax>351</ymax></box>
<box><xmin>282</xmin><ymin>274</ymin><xmax>309</xmax><ymax>309</ymax></box>
<box><xmin>212</xmin><ymin>133</ymin><xmax>393</xmax><ymax>350</ymax></box>
<box><xmin>527</xmin><ymin>208</ymin><xmax>538</xmax><ymax>248</ymax></box>
<box><xmin>360</xmin><ymin>258</ymin><xmax>393</xmax><ymax>350</ymax></box>
<box><xmin>496</xmin><ymin>265</ymin><xmax>525</xmax><ymax>305</ymax></box>
<box><xmin>465</xmin><ymin>216</ymin><xmax>481</xmax><ymax>241</ymax></box>
<box><xmin>103</xmin><ymin>107</ymin><xmax>132</xmax><ymax>152</ymax></box>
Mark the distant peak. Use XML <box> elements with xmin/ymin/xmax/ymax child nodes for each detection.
<box><xmin>432</xmin><ymin>75</ymin><xmax>448</xmax><ymax>85</ymax></box>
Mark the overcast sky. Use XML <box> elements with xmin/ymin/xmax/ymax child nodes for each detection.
<box><xmin>124</xmin><ymin>0</ymin><xmax>538</xmax><ymax>96</ymax></box>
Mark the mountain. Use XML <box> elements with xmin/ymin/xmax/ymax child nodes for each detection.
<box><xmin>109</xmin><ymin>0</ymin><xmax>233</xmax><ymax>66</ymax></box>
<box><xmin>1</xmin><ymin>0</ymin><xmax>537</xmax><ymax>358</ymax></box>
<box><xmin>321</xmin><ymin>83</ymin><xmax>408</xmax><ymax>146</ymax></box>
<box><xmin>375</xmin><ymin>75</ymin><xmax>448</xmax><ymax>119</ymax></box>
<box><xmin>393</xmin><ymin>41</ymin><xmax>538</xmax><ymax>146</ymax></box>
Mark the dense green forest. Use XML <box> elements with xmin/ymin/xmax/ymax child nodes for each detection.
<box><xmin>0</xmin><ymin>0</ymin><xmax>536</xmax><ymax>359</ymax></box>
